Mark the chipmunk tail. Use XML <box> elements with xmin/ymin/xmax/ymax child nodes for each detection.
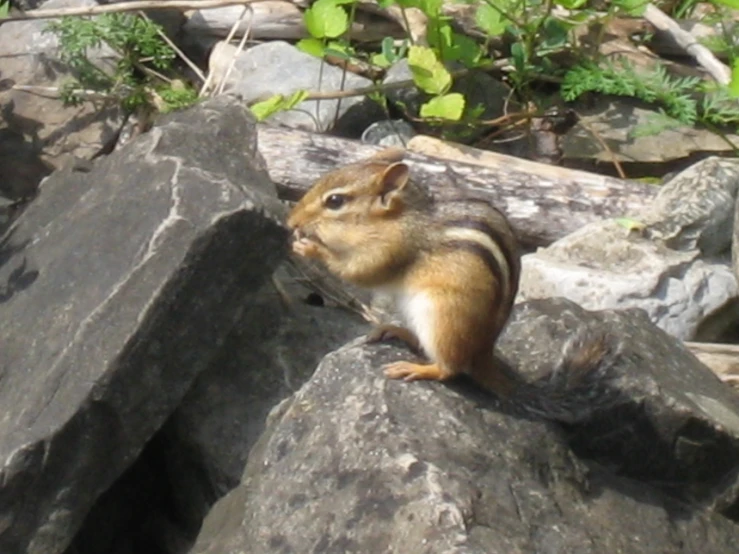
<box><xmin>509</xmin><ymin>326</ymin><xmax>624</xmax><ymax>424</ymax></box>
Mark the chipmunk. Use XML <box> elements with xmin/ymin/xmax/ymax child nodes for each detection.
<box><xmin>287</xmin><ymin>148</ymin><xmax>620</xmax><ymax>422</ymax></box>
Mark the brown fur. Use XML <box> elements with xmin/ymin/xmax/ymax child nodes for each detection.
<box><xmin>287</xmin><ymin>149</ymin><xmax>521</xmax><ymax>396</ymax></box>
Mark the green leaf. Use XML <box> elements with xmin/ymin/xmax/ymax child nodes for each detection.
<box><xmin>539</xmin><ymin>17</ymin><xmax>569</xmax><ymax>50</ymax></box>
<box><xmin>420</xmin><ymin>93</ymin><xmax>465</xmax><ymax>120</ymax></box>
<box><xmin>730</xmin><ymin>59</ymin><xmax>739</xmax><ymax>98</ymax></box>
<box><xmin>554</xmin><ymin>0</ymin><xmax>587</xmax><ymax>8</ymax></box>
<box><xmin>449</xmin><ymin>32</ymin><xmax>482</xmax><ymax>67</ymax></box>
<box><xmin>250</xmin><ymin>94</ymin><xmax>286</xmax><ymax>121</ymax></box>
<box><xmin>408</xmin><ymin>44</ymin><xmax>451</xmax><ymax>95</ymax></box>
<box><xmin>283</xmin><ymin>89</ymin><xmax>309</xmax><ymax>110</ymax></box>
<box><xmin>510</xmin><ymin>42</ymin><xmax>526</xmax><ymax>71</ymax></box>
<box><xmin>417</xmin><ymin>0</ymin><xmax>443</xmax><ymax>16</ymax></box>
<box><xmin>296</xmin><ymin>38</ymin><xmax>325</xmax><ymax>57</ymax></box>
<box><xmin>710</xmin><ymin>0</ymin><xmax>739</xmax><ymax>8</ymax></box>
<box><xmin>475</xmin><ymin>3</ymin><xmax>507</xmax><ymax>36</ymax></box>
<box><xmin>324</xmin><ymin>46</ymin><xmax>351</xmax><ymax>59</ymax></box>
<box><xmin>371</xmin><ymin>52</ymin><xmax>392</xmax><ymax>68</ymax></box>
<box><xmin>304</xmin><ymin>0</ymin><xmax>349</xmax><ymax>39</ymax></box>
<box><xmin>381</xmin><ymin>36</ymin><xmax>397</xmax><ymax>63</ymax></box>
<box><xmin>612</xmin><ymin>0</ymin><xmax>647</xmax><ymax>16</ymax></box>
<box><xmin>250</xmin><ymin>90</ymin><xmax>308</xmax><ymax>121</ymax></box>
<box><xmin>614</xmin><ymin>217</ymin><xmax>646</xmax><ymax>232</ymax></box>
<box><xmin>0</xmin><ymin>0</ymin><xmax>9</xmax><ymax>18</ymax></box>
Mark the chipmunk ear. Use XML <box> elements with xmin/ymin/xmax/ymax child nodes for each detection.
<box><xmin>378</xmin><ymin>162</ymin><xmax>410</xmax><ymax>209</ymax></box>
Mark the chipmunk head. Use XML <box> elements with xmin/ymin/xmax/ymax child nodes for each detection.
<box><xmin>287</xmin><ymin>149</ymin><xmax>412</xmax><ymax>244</ymax></box>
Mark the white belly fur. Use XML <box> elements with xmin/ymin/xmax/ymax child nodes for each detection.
<box><xmin>396</xmin><ymin>289</ymin><xmax>437</xmax><ymax>362</ymax></box>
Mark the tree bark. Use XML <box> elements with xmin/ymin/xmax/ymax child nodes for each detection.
<box><xmin>256</xmin><ymin>125</ymin><xmax>658</xmax><ymax>247</ymax></box>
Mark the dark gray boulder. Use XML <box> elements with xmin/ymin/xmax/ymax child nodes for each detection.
<box><xmin>190</xmin><ymin>298</ymin><xmax>739</xmax><ymax>554</ymax></box>
<box><xmin>0</xmin><ymin>95</ymin><xmax>286</xmax><ymax>554</ymax></box>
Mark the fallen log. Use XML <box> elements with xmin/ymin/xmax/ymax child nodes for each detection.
<box><xmin>256</xmin><ymin>126</ymin><xmax>659</xmax><ymax>247</ymax></box>
<box><xmin>685</xmin><ymin>342</ymin><xmax>739</xmax><ymax>390</ymax></box>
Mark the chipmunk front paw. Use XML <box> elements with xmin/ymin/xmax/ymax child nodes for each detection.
<box><xmin>292</xmin><ymin>237</ymin><xmax>322</xmax><ymax>259</ymax></box>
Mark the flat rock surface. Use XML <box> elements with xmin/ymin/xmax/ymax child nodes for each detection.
<box><xmin>0</xmin><ymin>96</ymin><xmax>286</xmax><ymax>554</ymax></box>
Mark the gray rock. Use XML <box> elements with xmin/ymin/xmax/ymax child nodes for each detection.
<box><xmin>361</xmin><ymin>119</ymin><xmax>416</xmax><ymax>147</ymax></box>
<box><xmin>209</xmin><ymin>41</ymin><xmax>377</xmax><ymax>133</ymax></box>
<box><xmin>519</xmin><ymin>156</ymin><xmax>739</xmax><ymax>340</ymax></box>
<box><xmin>0</xmin><ymin>0</ymin><xmax>125</xmax><ymax>197</ymax></box>
<box><xmin>160</xmin><ymin>265</ymin><xmax>369</xmax><ymax>531</ymax></box>
<box><xmin>500</xmin><ymin>299</ymin><xmax>739</xmax><ymax>512</ymax></box>
<box><xmin>642</xmin><ymin>157</ymin><xmax>739</xmax><ymax>256</ymax></box>
<box><xmin>561</xmin><ymin>98</ymin><xmax>739</xmax><ymax>165</ymax></box>
<box><xmin>519</xmin><ymin>219</ymin><xmax>738</xmax><ymax>339</ymax></box>
<box><xmin>0</xmin><ymin>96</ymin><xmax>286</xmax><ymax>554</ymax></box>
<box><xmin>189</xmin><ymin>298</ymin><xmax>739</xmax><ymax>554</ymax></box>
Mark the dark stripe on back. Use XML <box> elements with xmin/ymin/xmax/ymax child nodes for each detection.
<box><xmin>445</xmin><ymin>240</ymin><xmax>506</xmax><ymax>292</ymax></box>
<box><xmin>444</xmin><ymin>219</ymin><xmax>520</xmax><ymax>287</ymax></box>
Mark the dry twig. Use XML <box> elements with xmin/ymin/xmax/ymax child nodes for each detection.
<box><xmin>0</xmin><ymin>0</ymin><xmax>270</xmax><ymax>25</ymax></box>
<box><xmin>643</xmin><ymin>4</ymin><xmax>732</xmax><ymax>85</ymax></box>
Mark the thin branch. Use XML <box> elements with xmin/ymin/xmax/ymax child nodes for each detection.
<box><xmin>215</xmin><ymin>5</ymin><xmax>253</xmax><ymax>95</ymax></box>
<box><xmin>247</xmin><ymin>59</ymin><xmax>509</xmax><ymax>105</ymax></box>
<box><xmin>578</xmin><ymin>118</ymin><xmax>626</xmax><ymax>179</ymax></box>
<box><xmin>642</xmin><ymin>3</ymin><xmax>731</xmax><ymax>85</ymax></box>
<box><xmin>138</xmin><ymin>10</ymin><xmax>206</xmax><ymax>84</ymax></box>
<box><xmin>0</xmin><ymin>0</ymin><xmax>270</xmax><ymax>25</ymax></box>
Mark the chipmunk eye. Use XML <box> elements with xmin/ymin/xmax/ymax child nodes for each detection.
<box><xmin>324</xmin><ymin>193</ymin><xmax>349</xmax><ymax>210</ymax></box>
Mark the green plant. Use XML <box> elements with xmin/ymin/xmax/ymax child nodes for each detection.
<box><xmin>251</xmin><ymin>0</ymin><xmax>739</xmax><ymax>145</ymax></box>
<box><xmin>45</xmin><ymin>13</ymin><xmax>198</xmax><ymax>113</ymax></box>
<box><xmin>562</xmin><ymin>57</ymin><xmax>739</xmax><ymax>129</ymax></box>
<box><xmin>562</xmin><ymin>60</ymin><xmax>701</xmax><ymax>123</ymax></box>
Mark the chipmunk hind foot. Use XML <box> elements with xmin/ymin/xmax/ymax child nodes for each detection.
<box><xmin>383</xmin><ymin>361</ymin><xmax>455</xmax><ymax>382</ymax></box>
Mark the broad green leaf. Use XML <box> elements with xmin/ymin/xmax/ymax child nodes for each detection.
<box><xmin>730</xmin><ymin>60</ymin><xmax>739</xmax><ymax>98</ymax></box>
<box><xmin>420</xmin><ymin>93</ymin><xmax>465</xmax><ymax>120</ymax></box>
<box><xmin>250</xmin><ymin>94</ymin><xmax>286</xmax><ymax>121</ymax></box>
<box><xmin>408</xmin><ymin>44</ymin><xmax>451</xmax><ymax>95</ymax></box>
<box><xmin>371</xmin><ymin>52</ymin><xmax>392</xmax><ymax>68</ymax></box>
<box><xmin>449</xmin><ymin>32</ymin><xmax>482</xmax><ymax>67</ymax></box>
<box><xmin>0</xmin><ymin>0</ymin><xmax>9</xmax><ymax>17</ymax></box>
<box><xmin>304</xmin><ymin>0</ymin><xmax>349</xmax><ymax>39</ymax></box>
<box><xmin>539</xmin><ymin>17</ymin><xmax>569</xmax><ymax>50</ymax></box>
<box><xmin>296</xmin><ymin>37</ymin><xmax>325</xmax><ymax>57</ymax></box>
<box><xmin>710</xmin><ymin>0</ymin><xmax>739</xmax><ymax>8</ymax></box>
<box><xmin>475</xmin><ymin>3</ymin><xmax>507</xmax><ymax>36</ymax></box>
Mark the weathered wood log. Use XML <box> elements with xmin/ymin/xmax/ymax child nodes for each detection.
<box><xmin>685</xmin><ymin>342</ymin><xmax>739</xmax><ymax>390</ymax></box>
<box><xmin>256</xmin><ymin>125</ymin><xmax>659</xmax><ymax>247</ymax></box>
<box><xmin>184</xmin><ymin>1</ymin><xmax>404</xmax><ymax>42</ymax></box>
